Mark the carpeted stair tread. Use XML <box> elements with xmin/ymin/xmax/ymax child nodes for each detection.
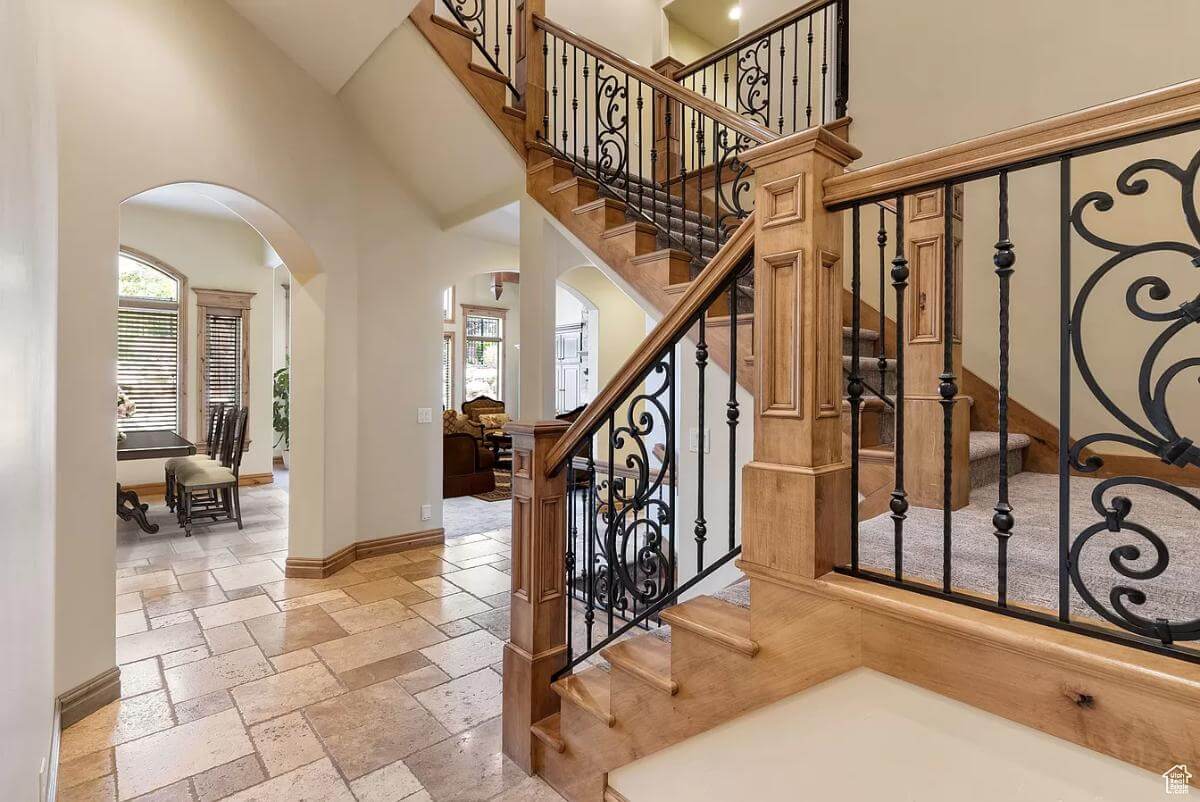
<box><xmin>713</xmin><ymin>578</ymin><xmax>751</xmax><ymax>609</ymax></box>
<box><xmin>969</xmin><ymin>430</ymin><xmax>1032</xmax><ymax>459</ymax></box>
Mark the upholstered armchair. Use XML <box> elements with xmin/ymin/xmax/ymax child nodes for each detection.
<box><xmin>443</xmin><ymin>432</ymin><xmax>496</xmax><ymax>498</ymax></box>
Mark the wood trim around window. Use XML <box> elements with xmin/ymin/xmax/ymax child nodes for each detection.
<box><xmin>461</xmin><ymin>304</ymin><xmax>507</xmax><ymax>402</ymax></box>
<box><xmin>118</xmin><ymin>246</ymin><xmax>189</xmax><ymax>437</ymax></box>
<box><xmin>443</xmin><ymin>286</ymin><xmax>456</xmax><ymax>324</ymax></box>
<box><xmin>442</xmin><ymin>331</ymin><xmax>456</xmax><ymax>411</ymax></box>
<box><xmin>195</xmin><ymin>287</ymin><xmax>255</xmax><ymax>453</ymax></box>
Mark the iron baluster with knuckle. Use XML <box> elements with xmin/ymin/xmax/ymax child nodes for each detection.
<box><xmin>549</xmin><ymin>225</ymin><xmax>756</xmax><ymax>680</ymax></box>
<box><xmin>831</xmin><ymin>94</ymin><xmax>1200</xmax><ymax>665</ymax></box>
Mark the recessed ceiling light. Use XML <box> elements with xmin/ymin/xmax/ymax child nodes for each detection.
<box><xmin>728</xmin><ymin>6</ymin><xmax>742</xmax><ymax>21</ymax></box>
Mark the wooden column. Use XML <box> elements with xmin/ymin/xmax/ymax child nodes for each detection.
<box><xmin>520</xmin><ymin>1</ymin><xmax>547</xmax><ymax>143</ymax></box>
<box><xmin>902</xmin><ymin>187</ymin><xmax>970</xmax><ymax>510</ymax></box>
<box><xmin>651</xmin><ymin>57</ymin><xmax>684</xmax><ymax>184</ymax></box>
<box><xmin>502</xmin><ymin>420</ymin><xmax>569</xmax><ymax>773</ymax></box>
<box><xmin>738</xmin><ymin>127</ymin><xmax>861</xmax><ymax>580</ymax></box>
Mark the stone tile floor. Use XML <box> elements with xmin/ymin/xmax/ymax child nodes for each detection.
<box><xmin>65</xmin><ymin>483</ymin><xmax>567</xmax><ymax>801</ymax></box>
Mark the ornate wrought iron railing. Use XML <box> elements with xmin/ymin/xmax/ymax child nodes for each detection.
<box><xmin>534</xmin><ymin>15</ymin><xmax>775</xmax><ymax>269</ymax></box>
<box><xmin>674</xmin><ymin>0</ymin><xmax>848</xmax><ymax>136</ymax></box>
<box><xmin>827</xmin><ymin>80</ymin><xmax>1200</xmax><ymax>664</ymax></box>
<box><xmin>439</xmin><ymin>0</ymin><xmax>521</xmax><ymax>100</ymax></box>
<box><xmin>546</xmin><ymin>216</ymin><xmax>756</xmax><ymax>679</ymax></box>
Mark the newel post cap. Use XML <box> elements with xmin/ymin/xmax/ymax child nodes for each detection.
<box><xmin>741</xmin><ymin>121</ymin><xmax>862</xmax><ymax>170</ymax></box>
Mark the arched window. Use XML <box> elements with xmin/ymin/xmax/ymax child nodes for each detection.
<box><xmin>117</xmin><ymin>249</ymin><xmax>187</xmax><ymax>434</ymax></box>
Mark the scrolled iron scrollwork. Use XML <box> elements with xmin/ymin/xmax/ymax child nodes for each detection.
<box><xmin>445</xmin><ymin>0</ymin><xmax>484</xmax><ymax>37</ymax></box>
<box><xmin>594</xmin><ymin>63</ymin><xmax>628</xmax><ymax>186</ymax></box>
<box><xmin>735</xmin><ymin>37</ymin><xmax>771</xmax><ymax>129</ymax></box>
<box><xmin>1065</xmin><ymin>145</ymin><xmax>1200</xmax><ymax>644</ymax></box>
<box><xmin>589</xmin><ymin>358</ymin><xmax>673</xmax><ymax>609</ymax></box>
<box><xmin>714</xmin><ymin>127</ymin><xmax>754</xmax><ymax>234</ymax></box>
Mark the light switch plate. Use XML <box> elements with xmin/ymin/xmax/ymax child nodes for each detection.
<box><xmin>417</xmin><ymin>408</ymin><xmax>433</xmax><ymax>424</ymax></box>
<box><xmin>421</xmin><ymin>504</ymin><xmax>432</xmax><ymax>521</ymax></box>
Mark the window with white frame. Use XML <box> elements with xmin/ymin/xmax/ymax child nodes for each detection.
<box><xmin>462</xmin><ymin>305</ymin><xmax>505</xmax><ymax>401</ymax></box>
<box><xmin>117</xmin><ymin>249</ymin><xmax>186</xmax><ymax>434</ymax></box>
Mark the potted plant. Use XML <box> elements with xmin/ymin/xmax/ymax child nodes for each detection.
<box><xmin>272</xmin><ymin>361</ymin><xmax>290</xmax><ymax>468</ymax></box>
<box><xmin>117</xmin><ymin>387</ymin><xmax>136</xmax><ymax>443</ymax></box>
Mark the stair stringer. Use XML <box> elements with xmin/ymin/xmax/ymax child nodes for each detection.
<box><xmin>535</xmin><ymin>587</ymin><xmax>861</xmax><ymax>802</ymax></box>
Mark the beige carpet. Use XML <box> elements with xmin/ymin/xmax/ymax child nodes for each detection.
<box><xmin>857</xmin><ymin>471</ymin><xmax>1200</xmax><ymax>626</ymax></box>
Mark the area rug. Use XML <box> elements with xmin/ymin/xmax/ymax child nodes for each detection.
<box><xmin>473</xmin><ymin>468</ymin><xmax>512</xmax><ymax>502</ymax></box>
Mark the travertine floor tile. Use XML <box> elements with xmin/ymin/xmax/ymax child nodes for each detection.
<box><xmin>395</xmin><ymin>559</ymin><xmax>458</xmax><ymax>580</ymax></box>
<box><xmin>249</xmin><ymin>711</ymin><xmax>325</xmax><ymax>777</ymax></box>
<box><xmin>116</xmin><ymin>611</ymin><xmax>148</xmax><ymax>637</ymax></box>
<box><xmin>131</xmin><ymin>778</ymin><xmax>195</xmax><ymax>801</ymax></box>
<box><xmin>336</xmin><ymin>651</ymin><xmax>432</xmax><ymax>692</ymax></box>
<box><xmin>488</xmin><ymin>776</ymin><xmax>568</xmax><ymax>802</ymax></box>
<box><xmin>191</xmin><ymin>754</ymin><xmax>265</xmax><ymax>802</ymax></box>
<box><xmin>60</xmin><ymin>773</ymin><xmax>117</xmax><ymax>802</ymax></box>
<box><xmin>439</xmin><ymin>619</ymin><xmax>481</xmax><ymax>637</ymax></box>
<box><xmin>143</xmin><ymin>587</ymin><xmax>228</xmax><ymax>619</ymax></box>
<box><xmin>441</xmin><ymin>566</ymin><xmax>511</xmax><ymax>599</ymax></box>
<box><xmin>244</xmin><ymin>604</ymin><xmax>348</xmax><ymax>657</ymax></box>
<box><xmin>164</xmin><ymin>645</ymin><xmax>273</xmax><ymax>703</ymax></box>
<box><xmin>117</xmin><ymin>622</ymin><xmax>205</xmax><ymax>665</ymax></box>
<box><xmin>116</xmin><ymin>571</ymin><xmax>177</xmax><ymax>595</ymax></box>
<box><xmin>114</xmin><ymin>708</ymin><xmax>253</xmax><ymax>799</ymax></box>
<box><xmin>411</xmin><ymin>593</ymin><xmax>491</xmax><ymax>627</ymax></box>
<box><xmin>405</xmin><ymin>717</ymin><xmax>525</xmax><ymax>802</ymax></box>
<box><xmin>305</xmin><ymin>680</ymin><xmax>448</xmax><ymax>780</ymax></box>
<box><xmin>159</xmin><ymin>645</ymin><xmax>210</xmax><ymax>669</ymax></box>
<box><xmin>329</xmin><ymin>598</ymin><xmax>414</xmax><ymax>634</ymax></box>
<box><xmin>415</xmin><ymin>669</ymin><xmax>503</xmax><ymax>734</ymax></box>
<box><xmin>419</xmin><ymin>630</ymin><xmax>503</xmax><ymax>679</ymax></box>
<box><xmin>211</xmin><ymin>560</ymin><xmax>286</xmax><ymax>592</ymax></box>
<box><xmin>231</xmin><ymin>661</ymin><xmax>344</xmax><ymax>725</ymax></box>
<box><xmin>397</xmin><ymin>665</ymin><xmax>451</xmax><ymax>695</ymax></box>
<box><xmin>441</xmin><ymin>540</ymin><xmax>508</xmax><ymax>565</ymax></box>
<box><xmin>173</xmin><ymin>689</ymin><xmax>234</xmax><ymax>725</ymax></box>
<box><xmin>276</xmin><ymin>589</ymin><xmax>351</xmax><ymax>611</ymax></box>
<box><xmin>342</xmin><ymin>576</ymin><xmax>423</xmax><ymax>605</ymax></box>
<box><xmin>119</xmin><ymin>658</ymin><xmax>163</xmax><ymax>698</ymax></box>
<box><xmin>468</xmin><ymin>608</ymin><xmax>510</xmax><ymax>641</ymax></box>
<box><xmin>270</xmin><ymin>647</ymin><xmax>318</xmax><ymax>673</ymax></box>
<box><xmin>259</xmin><ymin>569</ymin><xmax>368</xmax><ymax>602</ymax></box>
<box><xmin>177</xmin><ymin>570</ymin><xmax>218</xmax><ymax>591</ymax></box>
<box><xmin>116</xmin><ymin>593</ymin><xmax>143</xmax><ymax>614</ymax></box>
<box><xmin>222</xmin><ymin>757</ymin><xmax>354</xmax><ymax>802</ymax></box>
<box><xmin>194</xmin><ymin>595</ymin><xmax>279</xmax><ymax>630</ymax></box>
<box><xmin>348</xmin><ymin>759</ymin><xmax>424</xmax><ymax>802</ymax></box>
<box><xmin>313</xmin><ymin>618</ymin><xmax>446</xmax><ymax>675</ymax></box>
<box><xmin>59</xmin><ymin>748</ymin><xmax>114</xmax><ymax>790</ymax></box>
<box><xmin>170</xmin><ymin>551</ymin><xmax>240</xmax><ymax>576</ymax></box>
<box><xmin>413</xmin><ymin>576</ymin><xmax>461</xmax><ymax>598</ymax></box>
<box><xmin>203</xmin><ymin>621</ymin><xmax>256</xmax><ymax>655</ymax></box>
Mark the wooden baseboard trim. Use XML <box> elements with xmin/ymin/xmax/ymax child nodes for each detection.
<box><xmin>121</xmin><ymin>472</ymin><xmax>274</xmax><ymax>499</ymax></box>
<box><xmin>58</xmin><ymin>666</ymin><xmax>121</xmax><ymax>730</ymax></box>
<box><xmin>285</xmin><ymin>527</ymin><xmax>445</xmax><ymax>579</ymax></box>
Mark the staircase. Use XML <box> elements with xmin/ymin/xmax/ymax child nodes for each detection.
<box><xmin>411</xmin><ymin>2</ymin><xmax>1200</xmax><ymax>798</ymax></box>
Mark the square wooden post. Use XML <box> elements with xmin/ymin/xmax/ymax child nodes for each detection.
<box><xmin>651</xmin><ymin>57</ymin><xmax>684</xmax><ymax>184</ymax></box>
<box><xmin>902</xmin><ymin>187</ymin><xmax>970</xmax><ymax>510</ymax></box>
<box><xmin>520</xmin><ymin>1</ymin><xmax>547</xmax><ymax>144</ymax></box>
<box><xmin>502</xmin><ymin>420</ymin><xmax>570</xmax><ymax>773</ymax></box>
<box><xmin>739</xmin><ymin>127</ymin><xmax>862</xmax><ymax>580</ymax></box>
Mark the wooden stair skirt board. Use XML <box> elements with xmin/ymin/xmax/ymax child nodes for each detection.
<box><xmin>58</xmin><ymin>665</ymin><xmax>122</xmax><ymax>729</ymax></box>
<box><xmin>284</xmin><ymin>527</ymin><xmax>444</xmax><ymax>579</ymax></box>
<box><xmin>535</xmin><ymin>568</ymin><xmax>1200</xmax><ymax>801</ymax></box>
<box><xmin>119</xmin><ymin>472</ymin><xmax>273</xmax><ymax>499</ymax></box>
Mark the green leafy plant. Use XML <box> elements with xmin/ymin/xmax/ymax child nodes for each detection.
<box><xmin>272</xmin><ymin>360</ymin><xmax>290</xmax><ymax>450</ymax></box>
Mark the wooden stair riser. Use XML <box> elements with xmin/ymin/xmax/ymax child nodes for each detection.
<box><xmin>629</xmin><ymin>249</ymin><xmax>692</xmax><ymax>289</ymax></box>
<box><xmin>574</xmin><ymin>198</ymin><xmax>627</xmax><ymax>233</ymax></box>
<box><xmin>601</xmin><ymin>223</ymin><xmax>659</xmax><ymax>257</ymax></box>
<box><xmin>549</xmin><ymin>178</ymin><xmax>600</xmax><ymax>215</ymax></box>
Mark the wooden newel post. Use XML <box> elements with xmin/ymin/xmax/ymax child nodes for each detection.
<box><xmin>520</xmin><ymin>0</ymin><xmax>547</xmax><ymax>144</ymax></box>
<box><xmin>739</xmin><ymin>127</ymin><xmax>862</xmax><ymax>581</ymax></box>
<box><xmin>651</xmin><ymin>57</ymin><xmax>684</xmax><ymax>184</ymax></box>
<box><xmin>902</xmin><ymin>187</ymin><xmax>970</xmax><ymax>510</ymax></box>
<box><xmin>502</xmin><ymin>420</ymin><xmax>570</xmax><ymax>773</ymax></box>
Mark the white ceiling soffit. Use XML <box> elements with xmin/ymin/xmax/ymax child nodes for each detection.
<box><xmin>224</xmin><ymin>0</ymin><xmax>417</xmax><ymax>94</ymax></box>
<box><xmin>664</xmin><ymin>0</ymin><xmax>739</xmax><ymax>51</ymax></box>
<box><xmin>338</xmin><ymin>23</ymin><xmax>523</xmax><ymax>224</ymax></box>
<box><xmin>450</xmin><ymin>202</ymin><xmax>520</xmax><ymax>247</ymax></box>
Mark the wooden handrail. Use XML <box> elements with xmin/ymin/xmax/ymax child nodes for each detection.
<box><xmin>675</xmin><ymin>0</ymin><xmax>837</xmax><ymax>80</ymax></box>
<box><xmin>532</xmin><ymin>14</ymin><xmax>778</xmax><ymax>146</ymax></box>
<box><xmin>824</xmin><ymin>78</ymin><xmax>1200</xmax><ymax>208</ymax></box>
<box><xmin>544</xmin><ymin>211</ymin><xmax>757</xmax><ymax>476</ymax></box>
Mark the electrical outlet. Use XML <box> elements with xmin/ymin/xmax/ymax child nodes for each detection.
<box><xmin>421</xmin><ymin>504</ymin><xmax>432</xmax><ymax>521</ymax></box>
<box><xmin>417</xmin><ymin>408</ymin><xmax>433</xmax><ymax>424</ymax></box>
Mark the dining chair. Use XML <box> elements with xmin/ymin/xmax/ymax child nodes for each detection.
<box><xmin>175</xmin><ymin>406</ymin><xmax>249</xmax><ymax>536</ymax></box>
<box><xmin>165</xmin><ymin>402</ymin><xmax>226</xmax><ymax>512</ymax></box>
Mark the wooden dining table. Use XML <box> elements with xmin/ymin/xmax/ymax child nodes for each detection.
<box><xmin>117</xmin><ymin>430</ymin><xmax>196</xmax><ymax>534</ymax></box>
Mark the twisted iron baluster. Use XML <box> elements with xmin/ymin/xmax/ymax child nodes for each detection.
<box><xmin>939</xmin><ymin>184</ymin><xmax>958</xmax><ymax>593</ymax></box>
<box><xmin>585</xmin><ymin>447</ymin><xmax>596</xmax><ymax>649</ymax></box>
<box><xmin>993</xmin><ymin>171</ymin><xmax>1016</xmax><ymax>607</ymax></box>
<box><xmin>695</xmin><ymin>315</ymin><xmax>708</xmax><ymax>570</ymax></box>
<box><xmin>728</xmin><ymin>272</ymin><xmax>740</xmax><ymax>551</ymax></box>
<box><xmin>805</xmin><ymin>16</ymin><xmax>814</xmax><ymax>127</ymax></box>
<box><xmin>566</xmin><ymin>457</ymin><xmax>575</xmax><ymax>662</ymax></box>
<box><xmin>877</xmin><ymin>207</ymin><xmax>888</xmax><ymax>375</ymax></box>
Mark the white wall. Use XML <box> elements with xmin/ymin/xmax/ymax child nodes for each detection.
<box><xmin>0</xmin><ymin>0</ymin><xmax>58</xmax><ymax>795</ymax></box>
<box><xmin>117</xmin><ymin>204</ymin><xmax>277</xmax><ymax>484</ymax></box>
<box><xmin>547</xmin><ymin>0</ymin><xmax>666</xmax><ymax>67</ymax></box>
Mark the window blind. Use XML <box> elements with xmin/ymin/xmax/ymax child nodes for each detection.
<box><xmin>204</xmin><ymin>312</ymin><xmax>243</xmax><ymax>415</ymax></box>
<box><xmin>117</xmin><ymin>306</ymin><xmax>180</xmax><ymax>433</ymax></box>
